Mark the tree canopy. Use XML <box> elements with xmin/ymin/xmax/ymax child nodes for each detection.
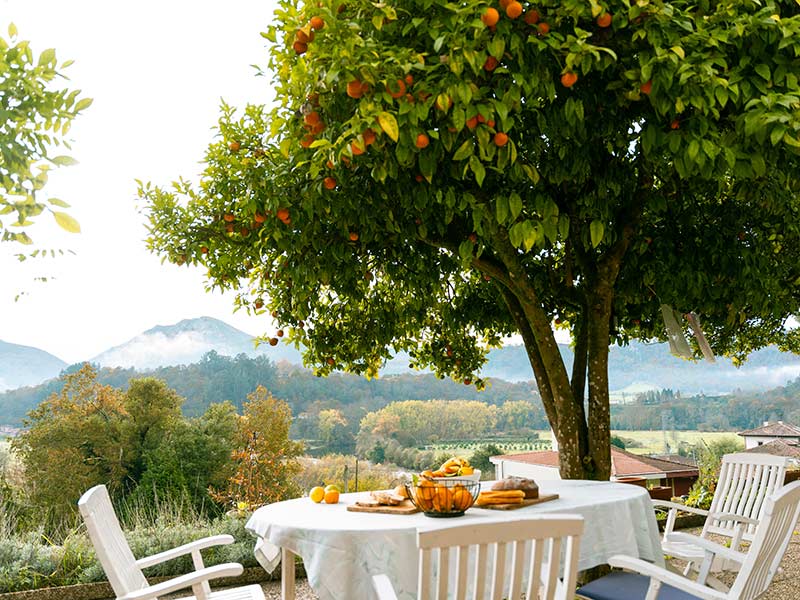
<box><xmin>1</xmin><ymin>24</ymin><xmax>90</xmax><ymax>247</ymax></box>
<box><xmin>143</xmin><ymin>0</ymin><xmax>800</xmax><ymax>479</ymax></box>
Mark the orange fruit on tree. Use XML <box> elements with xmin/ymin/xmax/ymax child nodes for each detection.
<box><xmin>494</xmin><ymin>132</ymin><xmax>509</xmax><ymax>147</ymax></box>
<box><xmin>229</xmin><ymin>141</ymin><xmax>241</xmax><ymax>152</ymax></box>
<box><xmin>309</xmin><ymin>486</ymin><xmax>325</xmax><ymax>503</ymax></box>
<box><xmin>524</xmin><ymin>10</ymin><xmax>540</xmax><ymax>24</ymax></box>
<box><xmin>415</xmin><ymin>133</ymin><xmax>430</xmax><ymax>149</ymax></box>
<box><xmin>276</xmin><ymin>207</ymin><xmax>290</xmax><ymax>221</ymax></box>
<box><xmin>326</xmin><ymin>159</ymin><xmax>335</xmax><ymax>169</ymax></box>
<box><xmin>300</xmin><ymin>134</ymin><xmax>315</xmax><ymax>148</ymax></box>
<box><xmin>269</xmin><ymin>337</ymin><xmax>279</xmax><ymax>346</ymax></box>
<box><xmin>346</xmin><ymin>79</ymin><xmax>364</xmax><ymax>98</ymax></box>
<box><xmin>362</xmin><ymin>128</ymin><xmax>377</xmax><ymax>145</ymax></box>
<box><xmin>349</xmin><ymin>231</ymin><xmax>359</xmax><ymax>241</ymax></box>
<box><xmin>481</xmin><ymin>7</ymin><xmax>499</xmax><ymax>27</ymax></box>
<box><xmin>405</xmin><ymin>74</ymin><xmax>414</xmax><ymax>85</ymax></box>
<box><xmin>499</xmin><ymin>0</ymin><xmax>512</xmax><ymax>8</ymax></box>
<box><xmin>484</xmin><ymin>56</ymin><xmax>499</xmax><ymax>71</ymax></box>
<box><xmin>293</xmin><ymin>41</ymin><xmax>308</xmax><ymax>54</ymax></box>
<box><xmin>640</xmin><ymin>80</ymin><xmax>653</xmax><ymax>95</ymax></box>
<box><xmin>309</xmin><ymin>121</ymin><xmax>326</xmax><ymax>135</ymax></box>
<box><xmin>596</xmin><ymin>12</ymin><xmax>612</xmax><ymax>27</ymax></box>
<box><xmin>477</xmin><ymin>114</ymin><xmax>486</xmax><ymax>124</ymax></box>
<box><xmin>254</xmin><ymin>212</ymin><xmax>266</xmax><ymax>224</ymax></box>
<box><xmin>466</xmin><ymin>116</ymin><xmax>479</xmax><ymax>129</ymax></box>
<box><xmin>310</xmin><ymin>16</ymin><xmax>325</xmax><ymax>30</ymax></box>
<box><xmin>304</xmin><ymin>111</ymin><xmax>321</xmax><ymax>126</ymax></box>
<box><xmin>351</xmin><ymin>140</ymin><xmax>366</xmax><ymax>155</ymax></box>
<box><xmin>223</xmin><ymin>213</ymin><xmax>235</xmax><ymax>223</ymax></box>
<box><xmin>277</xmin><ymin>329</ymin><xmax>284</xmax><ymax>337</ymax></box>
<box><xmin>671</xmin><ymin>119</ymin><xmax>680</xmax><ymax>129</ymax></box>
<box><xmin>323</xmin><ymin>176</ymin><xmax>337</xmax><ymax>190</ymax></box>
<box><xmin>487</xmin><ymin>119</ymin><xmax>496</xmax><ymax>128</ymax></box>
<box><xmin>326</xmin><ymin>357</ymin><xmax>335</xmax><ymax>365</ymax></box>
<box><xmin>296</xmin><ymin>29</ymin><xmax>314</xmax><ymax>43</ymax></box>
<box><xmin>561</xmin><ymin>71</ymin><xmax>578</xmax><ymax>88</ymax></box>
<box><xmin>200</xmin><ymin>246</ymin><xmax>209</xmax><ymax>254</ymax></box>
<box><xmin>506</xmin><ymin>1</ymin><xmax>523</xmax><ymax>19</ymax></box>
<box><xmin>386</xmin><ymin>78</ymin><xmax>407</xmax><ymax>99</ymax></box>
<box><xmin>537</xmin><ymin>21</ymin><xmax>550</xmax><ymax>35</ymax></box>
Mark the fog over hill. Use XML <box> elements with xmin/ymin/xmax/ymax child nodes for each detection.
<box><xmin>3</xmin><ymin>316</ymin><xmax>800</xmax><ymax>396</ymax></box>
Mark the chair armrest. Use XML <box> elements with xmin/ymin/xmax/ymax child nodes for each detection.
<box><xmin>709</xmin><ymin>513</ymin><xmax>759</xmax><ymax>526</ymax></box>
<box><xmin>651</xmin><ymin>500</ymin><xmax>709</xmax><ymax>517</ymax></box>
<box><xmin>135</xmin><ymin>535</ymin><xmax>235</xmax><ymax>569</ymax></box>
<box><xmin>607</xmin><ymin>555</ymin><xmax>727</xmax><ymax>600</ymax></box>
<box><xmin>665</xmin><ymin>533</ymin><xmax>747</xmax><ymax>564</ymax></box>
<box><xmin>118</xmin><ymin>563</ymin><xmax>243</xmax><ymax>600</ymax></box>
<box><xmin>372</xmin><ymin>574</ymin><xmax>399</xmax><ymax>600</ymax></box>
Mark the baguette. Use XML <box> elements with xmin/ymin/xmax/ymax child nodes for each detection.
<box><xmin>475</xmin><ymin>489</ymin><xmax>525</xmax><ymax>506</ymax></box>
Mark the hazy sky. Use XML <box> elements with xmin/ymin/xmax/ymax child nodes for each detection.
<box><xmin>1</xmin><ymin>0</ymin><xmax>282</xmax><ymax>363</ymax></box>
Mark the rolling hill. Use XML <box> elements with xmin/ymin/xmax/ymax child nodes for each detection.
<box><xmin>0</xmin><ymin>340</ymin><xmax>67</xmax><ymax>392</ymax></box>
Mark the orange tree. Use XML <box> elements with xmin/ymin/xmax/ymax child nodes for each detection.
<box><xmin>142</xmin><ymin>0</ymin><xmax>800</xmax><ymax>480</ymax></box>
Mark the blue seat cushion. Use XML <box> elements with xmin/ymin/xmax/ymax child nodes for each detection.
<box><xmin>578</xmin><ymin>571</ymin><xmax>702</xmax><ymax>600</ymax></box>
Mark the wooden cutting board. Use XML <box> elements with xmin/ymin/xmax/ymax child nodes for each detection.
<box><xmin>475</xmin><ymin>493</ymin><xmax>559</xmax><ymax>510</ymax></box>
<box><xmin>347</xmin><ymin>499</ymin><xmax>420</xmax><ymax>515</ymax></box>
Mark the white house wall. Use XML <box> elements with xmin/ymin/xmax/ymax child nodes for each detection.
<box><xmin>492</xmin><ymin>459</ymin><xmax>561</xmax><ymax>481</ymax></box>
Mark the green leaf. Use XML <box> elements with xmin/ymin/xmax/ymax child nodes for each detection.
<box><xmin>469</xmin><ymin>155</ymin><xmax>485</xmax><ymax>187</ymax></box>
<box><xmin>509</xmin><ymin>192</ymin><xmax>522</xmax><ymax>220</ymax></box>
<box><xmin>8</xmin><ymin>23</ymin><xmax>17</xmax><ymax>38</ymax></box>
<box><xmin>589</xmin><ymin>220</ymin><xmax>604</xmax><ymax>248</ymax></box>
<box><xmin>671</xmin><ymin>46</ymin><xmax>685</xmax><ymax>60</ymax></box>
<box><xmin>38</xmin><ymin>48</ymin><xmax>56</xmax><ymax>67</ymax></box>
<box><xmin>53</xmin><ymin>211</ymin><xmax>81</xmax><ymax>233</ymax></box>
<box><xmin>755</xmin><ymin>64</ymin><xmax>771</xmax><ymax>81</ymax></box>
<box><xmin>51</xmin><ymin>155</ymin><xmax>78</xmax><ymax>166</ymax></box>
<box><xmin>496</xmin><ymin>196</ymin><xmax>509</xmax><ymax>224</ymax></box>
<box><xmin>378</xmin><ymin>112</ymin><xmax>399</xmax><ymax>142</ymax></box>
<box><xmin>48</xmin><ymin>198</ymin><xmax>71</xmax><ymax>208</ymax></box>
<box><xmin>751</xmin><ymin>154</ymin><xmax>766</xmax><ymax>177</ymax></box>
<box><xmin>75</xmin><ymin>98</ymin><xmax>94</xmax><ymax>112</ymax></box>
<box><xmin>453</xmin><ymin>139</ymin><xmax>473</xmax><ymax>161</ymax></box>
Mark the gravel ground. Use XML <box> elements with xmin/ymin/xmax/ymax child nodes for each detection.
<box><xmin>248</xmin><ymin>519</ymin><xmax>800</xmax><ymax>599</ymax></box>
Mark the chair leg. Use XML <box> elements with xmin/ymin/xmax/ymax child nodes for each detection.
<box><xmin>281</xmin><ymin>548</ymin><xmax>296</xmax><ymax>600</ymax></box>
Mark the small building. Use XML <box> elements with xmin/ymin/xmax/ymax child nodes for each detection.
<box><xmin>741</xmin><ymin>439</ymin><xmax>800</xmax><ymax>470</ymax></box>
<box><xmin>737</xmin><ymin>421</ymin><xmax>800</xmax><ymax>450</ymax></box>
<box><xmin>490</xmin><ymin>447</ymin><xmax>699</xmax><ymax>497</ymax></box>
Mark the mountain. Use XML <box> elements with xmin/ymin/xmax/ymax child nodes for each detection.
<box><xmin>91</xmin><ymin>317</ymin><xmax>303</xmax><ymax>369</ymax></box>
<box><xmin>0</xmin><ymin>340</ymin><xmax>67</xmax><ymax>391</ymax></box>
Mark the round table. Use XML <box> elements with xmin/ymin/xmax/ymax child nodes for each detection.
<box><xmin>246</xmin><ymin>479</ymin><xmax>664</xmax><ymax>600</ymax></box>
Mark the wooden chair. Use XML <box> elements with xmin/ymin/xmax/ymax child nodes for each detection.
<box><xmin>653</xmin><ymin>453</ymin><xmax>788</xmax><ymax>574</ymax></box>
<box><xmin>372</xmin><ymin>515</ymin><xmax>584</xmax><ymax>600</ymax></box>
<box><xmin>78</xmin><ymin>485</ymin><xmax>264</xmax><ymax>600</ymax></box>
<box><xmin>577</xmin><ymin>480</ymin><xmax>800</xmax><ymax>600</ymax></box>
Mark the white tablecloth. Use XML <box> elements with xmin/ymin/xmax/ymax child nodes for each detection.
<box><xmin>245</xmin><ymin>480</ymin><xmax>663</xmax><ymax>600</ymax></box>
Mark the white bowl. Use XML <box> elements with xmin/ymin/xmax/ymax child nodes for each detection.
<box><xmin>433</xmin><ymin>469</ymin><xmax>481</xmax><ymax>482</ymax></box>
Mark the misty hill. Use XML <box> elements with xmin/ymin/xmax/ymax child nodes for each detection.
<box><xmin>0</xmin><ymin>340</ymin><xmax>66</xmax><ymax>392</ymax></box>
<box><xmin>91</xmin><ymin>316</ymin><xmax>303</xmax><ymax>369</ymax></box>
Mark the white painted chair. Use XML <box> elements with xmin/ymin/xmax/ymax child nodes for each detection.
<box><xmin>653</xmin><ymin>453</ymin><xmax>788</xmax><ymax>574</ymax></box>
<box><xmin>372</xmin><ymin>515</ymin><xmax>584</xmax><ymax>600</ymax></box>
<box><xmin>78</xmin><ymin>485</ymin><xmax>264</xmax><ymax>600</ymax></box>
<box><xmin>577</xmin><ymin>480</ymin><xmax>800</xmax><ymax>600</ymax></box>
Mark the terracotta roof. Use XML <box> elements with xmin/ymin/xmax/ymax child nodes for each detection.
<box><xmin>649</xmin><ymin>454</ymin><xmax>699</xmax><ymax>468</ymax></box>
<box><xmin>742</xmin><ymin>439</ymin><xmax>800</xmax><ymax>460</ymax></box>
<box><xmin>737</xmin><ymin>422</ymin><xmax>800</xmax><ymax>437</ymax></box>
<box><xmin>492</xmin><ymin>447</ymin><xmax>698</xmax><ymax>478</ymax></box>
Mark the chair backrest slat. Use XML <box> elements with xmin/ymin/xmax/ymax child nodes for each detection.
<box><xmin>78</xmin><ymin>485</ymin><xmax>148</xmax><ymax>598</ymax></box>
<box><xmin>417</xmin><ymin>515</ymin><xmax>583</xmax><ymax>600</ymax></box>
<box><xmin>729</xmin><ymin>481</ymin><xmax>800</xmax><ymax>600</ymax></box>
<box><xmin>703</xmin><ymin>453</ymin><xmax>788</xmax><ymax>542</ymax></box>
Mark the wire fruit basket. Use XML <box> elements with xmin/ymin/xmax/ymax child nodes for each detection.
<box><xmin>406</xmin><ymin>479</ymin><xmax>481</xmax><ymax>518</ymax></box>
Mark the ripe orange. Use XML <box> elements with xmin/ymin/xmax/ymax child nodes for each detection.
<box><xmin>326</xmin><ymin>159</ymin><xmax>335</xmax><ymax>169</ymax></box>
<box><xmin>484</xmin><ymin>56</ymin><xmax>499</xmax><ymax>71</ymax></box>
<box><xmin>310</xmin><ymin>16</ymin><xmax>325</xmax><ymax>30</ymax></box>
<box><xmin>640</xmin><ymin>80</ymin><xmax>652</xmax><ymax>95</ymax></box>
<box><xmin>351</xmin><ymin>140</ymin><xmax>366</xmax><ymax>155</ymax></box>
<box><xmin>493</xmin><ymin>132</ymin><xmax>509</xmax><ymax>147</ymax></box>
<box><xmin>304</xmin><ymin>111</ymin><xmax>321</xmax><ymax>126</ymax></box>
<box><xmin>362</xmin><ymin>128</ymin><xmax>377</xmax><ymax>145</ymax></box>
<box><xmin>481</xmin><ymin>7</ymin><xmax>500</xmax><ymax>27</ymax></box>
<box><xmin>537</xmin><ymin>21</ymin><xmax>550</xmax><ymax>35</ymax></box>
<box><xmin>466</xmin><ymin>116</ymin><xmax>479</xmax><ymax>129</ymax></box>
<box><xmin>277</xmin><ymin>329</ymin><xmax>284</xmax><ymax>337</ymax></box>
<box><xmin>524</xmin><ymin>10</ymin><xmax>540</xmax><ymax>24</ymax></box>
<box><xmin>223</xmin><ymin>213</ymin><xmax>235</xmax><ymax>222</ymax></box>
<box><xmin>225</xmin><ymin>223</ymin><xmax>235</xmax><ymax>233</ymax></box>
<box><xmin>671</xmin><ymin>119</ymin><xmax>680</xmax><ymax>130</ymax></box>
<box><xmin>477</xmin><ymin>114</ymin><xmax>486</xmax><ymax>124</ymax></box>
<box><xmin>323</xmin><ymin>489</ymin><xmax>340</xmax><ymax>504</ymax></box>
<box><xmin>309</xmin><ymin>121</ymin><xmax>326</xmax><ymax>135</ymax></box>
<box><xmin>386</xmin><ymin>78</ymin><xmax>407</xmax><ymax>99</ymax></box>
<box><xmin>254</xmin><ymin>212</ymin><xmax>266</xmax><ymax>224</ymax></box>
<box><xmin>269</xmin><ymin>337</ymin><xmax>279</xmax><ymax>346</ymax></box>
<box><xmin>326</xmin><ymin>357</ymin><xmax>335</xmax><ymax>365</ymax></box>
<box><xmin>300</xmin><ymin>134</ymin><xmax>315</xmax><ymax>148</ymax></box>
<box><xmin>464</xmin><ymin>378</ymin><xmax>472</xmax><ymax>385</ymax></box>
<box><xmin>293</xmin><ymin>41</ymin><xmax>308</xmax><ymax>54</ymax></box>
<box><xmin>323</xmin><ymin>176</ymin><xmax>337</xmax><ymax>190</ymax></box>
<box><xmin>499</xmin><ymin>0</ymin><xmax>512</xmax><ymax>8</ymax></box>
<box><xmin>561</xmin><ymin>72</ymin><xmax>578</xmax><ymax>88</ymax></box>
<box><xmin>346</xmin><ymin>79</ymin><xmax>363</xmax><ymax>98</ymax></box>
<box><xmin>506</xmin><ymin>1</ymin><xmax>523</xmax><ymax>19</ymax></box>
<box><xmin>596</xmin><ymin>12</ymin><xmax>612</xmax><ymax>28</ymax></box>
<box><xmin>405</xmin><ymin>74</ymin><xmax>414</xmax><ymax>85</ymax></box>
<box><xmin>255</xmin><ymin>299</ymin><xmax>264</xmax><ymax>309</ymax></box>
<box><xmin>309</xmin><ymin>486</ymin><xmax>325</xmax><ymax>503</ymax></box>
<box><xmin>229</xmin><ymin>141</ymin><xmax>241</xmax><ymax>152</ymax></box>
<box><xmin>349</xmin><ymin>231</ymin><xmax>359</xmax><ymax>241</ymax></box>
<box><xmin>296</xmin><ymin>29</ymin><xmax>310</xmax><ymax>44</ymax></box>
<box><xmin>277</xmin><ymin>207</ymin><xmax>290</xmax><ymax>221</ymax></box>
<box><xmin>415</xmin><ymin>133</ymin><xmax>430</xmax><ymax>149</ymax></box>
<box><xmin>487</xmin><ymin>119</ymin><xmax>496</xmax><ymax>128</ymax></box>
<box><xmin>200</xmin><ymin>246</ymin><xmax>209</xmax><ymax>254</ymax></box>
<box><xmin>415</xmin><ymin>174</ymin><xmax>425</xmax><ymax>182</ymax></box>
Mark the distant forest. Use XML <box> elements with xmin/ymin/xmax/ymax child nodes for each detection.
<box><xmin>1</xmin><ymin>352</ymin><xmax>799</xmax><ymax>436</ymax></box>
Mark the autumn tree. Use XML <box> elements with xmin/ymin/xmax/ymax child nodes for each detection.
<box><xmin>143</xmin><ymin>0</ymin><xmax>800</xmax><ymax>479</ymax></box>
<box><xmin>1</xmin><ymin>24</ymin><xmax>90</xmax><ymax>246</ymax></box>
<box><xmin>214</xmin><ymin>386</ymin><xmax>303</xmax><ymax>510</ymax></box>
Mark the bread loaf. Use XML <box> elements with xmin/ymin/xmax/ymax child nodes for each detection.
<box><xmin>491</xmin><ymin>476</ymin><xmax>539</xmax><ymax>499</ymax></box>
<box><xmin>476</xmin><ymin>489</ymin><xmax>525</xmax><ymax>506</ymax></box>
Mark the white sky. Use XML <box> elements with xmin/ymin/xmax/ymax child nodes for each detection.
<box><xmin>0</xmin><ymin>0</ymin><xmax>281</xmax><ymax>363</ymax></box>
